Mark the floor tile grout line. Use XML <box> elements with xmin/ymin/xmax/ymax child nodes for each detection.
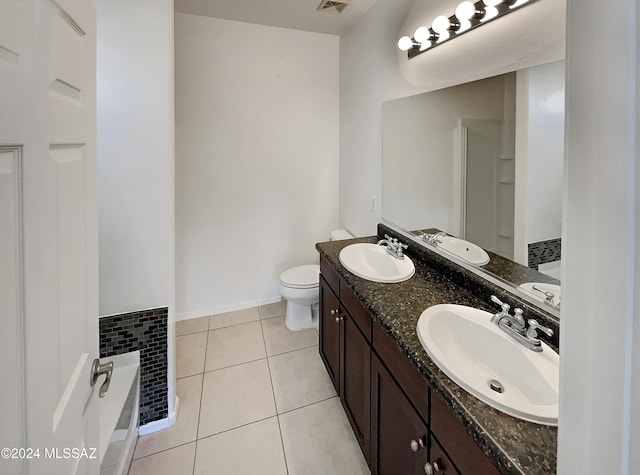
<box><xmin>192</xmin><ymin>321</ymin><xmax>210</xmax><ymax>475</ymax></box>
<box><xmin>260</xmin><ymin>317</ymin><xmax>290</xmax><ymax>475</ymax></box>
<box><xmin>208</xmin><ymin>318</ymin><xmax>263</xmax><ymax>332</ymax></box>
<box><xmin>276</xmin><ymin>395</ymin><xmax>339</xmax><ymax>417</ymax></box>
<box><xmin>132</xmin><ymin>440</ymin><xmax>196</xmax><ymax>462</ymax></box>
<box><xmin>195</xmin><ymin>413</ymin><xmax>278</xmax><ymax>441</ymax></box>
<box><xmin>177</xmin><ymin>312</ymin><xmax>286</xmax><ymax>337</ymax></box>
<box><xmin>266</xmin><ymin>343</ymin><xmax>320</xmax><ymax>360</ymax></box>
<box><xmin>259</xmin><ymin>313</ymin><xmax>286</xmax><ymax>321</ymax></box>
<box><xmin>202</xmin><ymin>356</ymin><xmax>268</xmax><ymax>375</ymax></box>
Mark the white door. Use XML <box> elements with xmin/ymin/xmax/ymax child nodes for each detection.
<box><xmin>459</xmin><ymin>118</ymin><xmax>515</xmax><ymax>260</ymax></box>
<box><xmin>0</xmin><ymin>0</ymin><xmax>100</xmax><ymax>474</ymax></box>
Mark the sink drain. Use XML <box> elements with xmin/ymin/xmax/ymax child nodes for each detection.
<box><xmin>488</xmin><ymin>379</ymin><xmax>504</xmax><ymax>393</ymax></box>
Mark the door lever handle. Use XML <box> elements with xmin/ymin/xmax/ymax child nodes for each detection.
<box><xmin>90</xmin><ymin>358</ymin><xmax>114</xmax><ymax>398</ymax></box>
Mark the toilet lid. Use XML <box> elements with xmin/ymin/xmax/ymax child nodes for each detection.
<box><xmin>280</xmin><ymin>264</ymin><xmax>320</xmax><ymax>289</ymax></box>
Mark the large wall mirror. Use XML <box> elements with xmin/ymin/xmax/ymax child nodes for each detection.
<box><xmin>382</xmin><ymin>60</ymin><xmax>565</xmax><ymax>317</ymax></box>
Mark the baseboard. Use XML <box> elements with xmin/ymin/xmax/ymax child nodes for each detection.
<box><xmin>138</xmin><ymin>395</ymin><xmax>179</xmax><ymax>436</ymax></box>
<box><xmin>176</xmin><ymin>296</ymin><xmax>283</xmax><ymax>321</ymax></box>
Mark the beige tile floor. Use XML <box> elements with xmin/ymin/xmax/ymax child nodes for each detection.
<box><xmin>129</xmin><ymin>301</ymin><xmax>370</xmax><ymax>475</ymax></box>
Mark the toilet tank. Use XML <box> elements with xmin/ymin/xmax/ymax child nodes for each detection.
<box><xmin>330</xmin><ymin>229</ymin><xmax>353</xmax><ymax>241</ymax></box>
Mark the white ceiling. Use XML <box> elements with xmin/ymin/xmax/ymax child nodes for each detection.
<box><xmin>174</xmin><ymin>0</ymin><xmax>379</xmax><ymax>35</ymax></box>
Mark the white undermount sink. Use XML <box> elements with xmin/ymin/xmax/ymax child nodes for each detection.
<box><xmin>436</xmin><ymin>236</ymin><xmax>490</xmax><ymax>266</ymax></box>
<box><xmin>339</xmin><ymin>243</ymin><xmax>415</xmax><ymax>283</ymax></box>
<box><xmin>416</xmin><ymin>304</ymin><xmax>559</xmax><ymax>425</ymax></box>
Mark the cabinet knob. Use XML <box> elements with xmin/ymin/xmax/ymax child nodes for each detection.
<box><xmin>424</xmin><ymin>461</ymin><xmax>440</xmax><ymax>475</ymax></box>
<box><xmin>410</xmin><ymin>438</ymin><xmax>425</xmax><ymax>452</ymax></box>
<box><xmin>331</xmin><ymin>309</ymin><xmax>341</xmax><ymax>322</ymax></box>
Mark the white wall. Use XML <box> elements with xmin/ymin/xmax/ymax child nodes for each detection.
<box><xmin>94</xmin><ymin>0</ymin><xmax>176</xmax><ymax>428</ymax></box>
<box><xmin>175</xmin><ymin>14</ymin><xmax>339</xmax><ymax>319</ymax></box>
<box><xmin>559</xmin><ymin>0</ymin><xmax>640</xmax><ymax>472</ymax></box>
<box><xmin>340</xmin><ymin>0</ymin><xmax>426</xmax><ymax>237</ymax></box>
<box><xmin>514</xmin><ymin>60</ymin><xmax>565</xmax><ymax>264</ymax></box>
<box><xmin>95</xmin><ymin>0</ymin><xmax>175</xmax><ymax>317</ymax></box>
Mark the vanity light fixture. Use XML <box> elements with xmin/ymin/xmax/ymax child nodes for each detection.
<box><xmin>398</xmin><ymin>0</ymin><xmax>535</xmax><ymax>58</ymax></box>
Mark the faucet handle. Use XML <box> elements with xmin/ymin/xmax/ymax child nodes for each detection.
<box><xmin>511</xmin><ymin>308</ymin><xmax>526</xmax><ymax>330</ymax></box>
<box><xmin>526</xmin><ymin>319</ymin><xmax>554</xmax><ymax>340</ymax></box>
<box><xmin>490</xmin><ymin>295</ymin><xmax>510</xmax><ymax>313</ymax></box>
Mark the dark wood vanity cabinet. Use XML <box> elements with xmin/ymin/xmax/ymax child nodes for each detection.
<box><xmin>319</xmin><ymin>263</ymin><xmax>371</xmax><ymax>465</ymax></box>
<box><xmin>319</xmin><ymin>274</ymin><xmax>341</xmax><ymax>392</ymax></box>
<box><xmin>319</xmin><ymin>255</ymin><xmax>500</xmax><ymax>475</ymax></box>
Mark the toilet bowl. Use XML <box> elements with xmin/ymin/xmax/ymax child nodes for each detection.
<box><xmin>279</xmin><ymin>264</ymin><xmax>320</xmax><ymax>331</ymax></box>
<box><xmin>279</xmin><ymin>229</ymin><xmax>353</xmax><ymax>331</ymax></box>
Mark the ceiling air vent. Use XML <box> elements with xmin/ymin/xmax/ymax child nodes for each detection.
<box><xmin>317</xmin><ymin>0</ymin><xmax>351</xmax><ymax>14</ymax></box>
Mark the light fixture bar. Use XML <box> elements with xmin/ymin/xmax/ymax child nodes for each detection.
<box><xmin>398</xmin><ymin>0</ymin><xmax>536</xmax><ymax>59</ymax></box>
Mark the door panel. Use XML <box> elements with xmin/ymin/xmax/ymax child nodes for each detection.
<box><xmin>0</xmin><ymin>146</ymin><xmax>26</xmax><ymax>474</ymax></box>
<box><xmin>52</xmin><ymin>144</ymin><xmax>88</xmax><ymax>388</ymax></box>
<box><xmin>0</xmin><ymin>0</ymin><xmax>27</xmax><ymax>66</ymax></box>
<box><xmin>0</xmin><ymin>0</ymin><xmax>99</xmax><ymax>473</ymax></box>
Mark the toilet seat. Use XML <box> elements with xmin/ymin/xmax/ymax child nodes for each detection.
<box><xmin>280</xmin><ymin>264</ymin><xmax>319</xmax><ymax>289</ymax></box>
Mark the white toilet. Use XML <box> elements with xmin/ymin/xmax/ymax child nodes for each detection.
<box><xmin>279</xmin><ymin>229</ymin><xmax>353</xmax><ymax>331</ymax></box>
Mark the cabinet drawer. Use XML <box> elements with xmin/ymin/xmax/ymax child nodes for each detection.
<box><xmin>372</xmin><ymin>321</ymin><xmax>429</xmax><ymax>422</ymax></box>
<box><xmin>430</xmin><ymin>393</ymin><xmax>500</xmax><ymax>475</ymax></box>
<box><xmin>340</xmin><ymin>280</ymin><xmax>372</xmax><ymax>342</ymax></box>
<box><xmin>320</xmin><ymin>255</ymin><xmax>340</xmax><ymax>296</ymax></box>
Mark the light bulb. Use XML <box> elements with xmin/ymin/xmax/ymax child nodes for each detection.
<box><xmin>455</xmin><ymin>1</ymin><xmax>476</xmax><ymax>20</ymax></box>
<box><xmin>457</xmin><ymin>19</ymin><xmax>472</xmax><ymax>33</ymax></box>
<box><xmin>414</xmin><ymin>26</ymin><xmax>430</xmax><ymax>43</ymax></box>
<box><xmin>432</xmin><ymin>15</ymin><xmax>451</xmax><ymax>42</ymax></box>
<box><xmin>483</xmin><ymin>0</ymin><xmax>505</xmax><ymax>6</ymax></box>
<box><xmin>481</xmin><ymin>6</ymin><xmax>499</xmax><ymax>21</ymax></box>
<box><xmin>397</xmin><ymin>36</ymin><xmax>414</xmax><ymax>51</ymax></box>
<box><xmin>509</xmin><ymin>0</ymin><xmax>529</xmax><ymax>7</ymax></box>
<box><xmin>432</xmin><ymin>15</ymin><xmax>451</xmax><ymax>33</ymax></box>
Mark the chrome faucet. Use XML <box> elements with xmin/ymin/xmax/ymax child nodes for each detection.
<box><xmin>421</xmin><ymin>231</ymin><xmax>447</xmax><ymax>246</ymax></box>
<box><xmin>532</xmin><ymin>285</ymin><xmax>560</xmax><ymax>308</ymax></box>
<box><xmin>377</xmin><ymin>234</ymin><xmax>408</xmax><ymax>260</ymax></box>
<box><xmin>489</xmin><ymin>295</ymin><xmax>553</xmax><ymax>352</ymax></box>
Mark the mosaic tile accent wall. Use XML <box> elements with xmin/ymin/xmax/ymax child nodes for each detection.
<box><xmin>99</xmin><ymin>307</ymin><xmax>168</xmax><ymax>426</ymax></box>
<box><xmin>527</xmin><ymin>238</ymin><xmax>562</xmax><ymax>270</ymax></box>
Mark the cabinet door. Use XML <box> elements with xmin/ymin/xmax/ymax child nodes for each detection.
<box><xmin>431</xmin><ymin>394</ymin><xmax>501</xmax><ymax>475</ymax></box>
<box><xmin>371</xmin><ymin>354</ymin><xmax>429</xmax><ymax>475</ymax></box>
<box><xmin>319</xmin><ymin>274</ymin><xmax>340</xmax><ymax>393</ymax></box>
<box><xmin>341</xmin><ymin>309</ymin><xmax>371</xmax><ymax>465</ymax></box>
<box><xmin>428</xmin><ymin>436</ymin><xmax>460</xmax><ymax>475</ymax></box>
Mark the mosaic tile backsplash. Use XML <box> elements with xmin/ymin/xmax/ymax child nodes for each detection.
<box><xmin>99</xmin><ymin>307</ymin><xmax>168</xmax><ymax>426</ymax></box>
<box><xmin>527</xmin><ymin>238</ymin><xmax>562</xmax><ymax>270</ymax></box>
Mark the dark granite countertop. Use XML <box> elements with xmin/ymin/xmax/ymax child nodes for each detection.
<box><xmin>316</xmin><ymin>237</ymin><xmax>557</xmax><ymax>475</ymax></box>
